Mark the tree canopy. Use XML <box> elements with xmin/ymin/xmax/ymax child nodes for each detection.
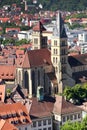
<box><xmin>63</xmin><ymin>84</ymin><xmax>87</xmax><ymax>105</ymax></box>
<box><xmin>1</xmin><ymin>0</ymin><xmax>87</xmax><ymax>11</ymax></box>
<box><xmin>61</xmin><ymin>116</ymin><xmax>87</xmax><ymax>130</ymax></box>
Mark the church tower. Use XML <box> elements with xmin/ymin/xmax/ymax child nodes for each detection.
<box><xmin>32</xmin><ymin>21</ymin><xmax>47</xmax><ymax>50</ymax></box>
<box><xmin>51</xmin><ymin>11</ymin><xmax>68</xmax><ymax>93</ymax></box>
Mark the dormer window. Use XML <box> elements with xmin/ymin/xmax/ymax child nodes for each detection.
<box><xmin>6</xmin><ymin>73</ymin><xmax>8</xmax><ymax>76</ymax></box>
<box><xmin>23</xmin><ymin>118</ymin><xmax>26</xmax><ymax>122</ymax></box>
<box><xmin>12</xmin><ymin>111</ymin><xmax>16</xmax><ymax>117</ymax></box>
<box><xmin>21</xmin><ymin>117</ymin><xmax>26</xmax><ymax>123</ymax></box>
<box><xmin>11</xmin><ymin>73</ymin><xmax>13</xmax><ymax>76</ymax></box>
<box><xmin>1</xmin><ymin>73</ymin><xmax>4</xmax><ymax>76</ymax></box>
<box><xmin>14</xmin><ymin>118</ymin><xmax>19</xmax><ymax>124</ymax></box>
<box><xmin>11</xmin><ymin>121</ymin><xmax>14</xmax><ymax>124</ymax></box>
<box><xmin>8</xmin><ymin>113</ymin><xmax>12</xmax><ymax>118</ymax></box>
<box><xmin>0</xmin><ymin>92</ymin><xmax>2</xmax><ymax>95</ymax></box>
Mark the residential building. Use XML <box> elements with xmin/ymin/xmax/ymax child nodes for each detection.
<box><xmin>18</xmin><ymin>31</ymin><xmax>33</xmax><ymax>41</ymax></box>
<box><xmin>0</xmin><ymin>102</ymin><xmax>32</xmax><ymax>130</ymax></box>
<box><xmin>30</xmin><ymin>96</ymin><xmax>54</xmax><ymax>130</ymax></box>
<box><xmin>53</xmin><ymin>95</ymin><xmax>82</xmax><ymax>130</ymax></box>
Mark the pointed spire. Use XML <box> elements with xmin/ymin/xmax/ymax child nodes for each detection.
<box><xmin>53</xmin><ymin>11</ymin><xmax>67</xmax><ymax>38</ymax></box>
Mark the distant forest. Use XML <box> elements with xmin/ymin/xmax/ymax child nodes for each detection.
<box><xmin>1</xmin><ymin>0</ymin><xmax>87</xmax><ymax>11</ymax></box>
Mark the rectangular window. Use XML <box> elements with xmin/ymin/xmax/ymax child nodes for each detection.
<box><xmin>62</xmin><ymin>41</ymin><xmax>65</xmax><ymax>46</ymax></box>
<box><xmin>48</xmin><ymin>119</ymin><xmax>51</xmax><ymax>125</ymax></box>
<box><xmin>33</xmin><ymin>121</ymin><xmax>36</xmax><ymax>127</ymax></box>
<box><xmin>34</xmin><ymin>38</ymin><xmax>38</xmax><ymax>44</ymax></box>
<box><xmin>67</xmin><ymin>116</ymin><xmax>69</xmax><ymax>121</ymax></box>
<box><xmin>74</xmin><ymin>114</ymin><xmax>77</xmax><ymax>120</ymax></box>
<box><xmin>48</xmin><ymin>127</ymin><xmax>51</xmax><ymax>130</ymax></box>
<box><xmin>25</xmin><ymin>128</ymin><xmax>27</xmax><ymax>130</ymax></box>
<box><xmin>54</xmin><ymin>40</ymin><xmax>57</xmax><ymax>46</ymax></box>
<box><xmin>38</xmin><ymin>121</ymin><xmax>42</xmax><ymax>126</ymax></box>
<box><xmin>43</xmin><ymin>128</ymin><xmax>47</xmax><ymax>130</ymax></box>
<box><xmin>70</xmin><ymin>115</ymin><xmax>73</xmax><ymax>120</ymax></box>
<box><xmin>53</xmin><ymin>57</ymin><xmax>55</xmax><ymax>63</ymax></box>
<box><xmin>43</xmin><ymin>120</ymin><xmax>46</xmax><ymax>125</ymax></box>
<box><xmin>62</xmin><ymin>116</ymin><xmax>65</xmax><ymax>122</ymax></box>
<box><xmin>78</xmin><ymin>113</ymin><xmax>81</xmax><ymax>118</ymax></box>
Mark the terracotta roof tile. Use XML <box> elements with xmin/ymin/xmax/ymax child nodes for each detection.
<box><xmin>0</xmin><ymin>119</ymin><xmax>18</xmax><ymax>130</ymax></box>
<box><xmin>0</xmin><ymin>65</ymin><xmax>16</xmax><ymax>79</ymax></box>
<box><xmin>22</xmin><ymin>49</ymin><xmax>52</xmax><ymax>68</ymax></box>
<box><xmin>30</xmin><ymin>96</ymin><xmax>55</xmax><ymax>118</ymax></box>
<box><xmin>0</xmin><ymin>102</ymin><xmax>32</xmax><ymax>126</ymax></box>
<box><xmin>0</xmin><ymin>84</ymin><xmax>5</xmax><ymax>102</ymax></box>
<box><xmin>53</xmin><ymin>95</ymin><xmax>82</xmax><ymax>115</ymax></box>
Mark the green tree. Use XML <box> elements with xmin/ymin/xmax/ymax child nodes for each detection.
<box><xmin>81</xmin><ymin>116</ymin><xmax>87</xmax><ymax>130</ymax></box>
<box><xmin>63</xmin><ymin>84</ymin><xmax>87</xmax><ymax>104</ymax></box>
<box><xmin>61</xmin><ymin>121</ymin><xmax>81</xmax><ymax>130</ymax></box>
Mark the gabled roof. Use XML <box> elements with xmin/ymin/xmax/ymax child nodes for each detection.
<box><xmin>10</xmin><ymin>85</ymin><xmax>27</xmax><ymax>101</ymax></box>
<box><xmin>53</xmin><ymin>95</ymin><xmax>82</xmax><ymax>115</ymax></box>
<box><xmin>22</xmin><ymin>49</ymin><xmax>52</xmax><ymax>68</ymax></box>
<box><xmin>30</xmin><ymin>96</ymin><xmax>55</xmax><ymax>118</ymax></box>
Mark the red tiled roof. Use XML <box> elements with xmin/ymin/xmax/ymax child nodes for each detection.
<box><xmin>53</xmin><ymin>95</ymin><xmax>82</xmax><ymax>115</ymax></box>
<box><xmin>0</xmin><ymin>18</ymin><xmax>10</xmax><ymax>23</ymax></box>
<box><xmin>22</xmin><ymin>48</ymin><xmax>52</xmax><ymax>68</ymax></box>
<box><xmin>30</xmin><ymin>97</ymin><xmax>54</xmax><ymax>118</ymax></box>
<box><xmin>0</xmin><ymin>65</ymin><xmax>16</xmax><ymax>79</ymax></box>
<box><xmin>0</xmin><ymin>102</ymin><xmax>32</xmax><ymax>126</ymax></box>
<box><xmin>0</xmin><ymin>84</ymin><xmax>5</xmax><ymax>102</ymax></box>
<box><xmin>6</xmin><ymin>28</ymin><xmax>20</xmax><ymax>33</ymax></box>
<box><xmin>0</xmin><ymin>119</ymin><xmax>18</xmax><ymax>130</ymax></box>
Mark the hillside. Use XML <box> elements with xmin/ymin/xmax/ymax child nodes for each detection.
<box><xmin>0</xmin><ymin>0</ymin><xmax>87</xmax><ymax>11</ymax></box>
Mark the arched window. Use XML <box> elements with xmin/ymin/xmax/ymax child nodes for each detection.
<box><xmin>38</xmin><ymin>70</ymin><xmax>40</xmax><ymax>86</ymax></box>
<box><xmin>19</xmin><ymin>70</ymin><xmax>21</xmax><ymax>85</ymax></box>
<box><xmin>32</xmin><ymin>70</ymin><xmax>35</xmax><ymax>95</ymax></box>
<box><xmin>54</xmin><ymin>49</ymin><xmax>55</xmax><ymax>54</ymax></box>
<box><xmin>24</xmin><ymin>71</ymin><xmax>29</xmax><ymax>91</ymax></box>
<box><xmin>56</xmin><ymin>57</ymin><xmax>58</xmax><ymax>63</ymax></box>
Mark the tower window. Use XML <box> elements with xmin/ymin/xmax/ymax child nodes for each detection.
<box><xmin>56</xmin><ymin>49</ymin><xmax>58</xmax><ymax>54</ymax></box>
<box><xmin>53</xmin><ymin>57</ymin><xmax>55</xmax><ymax>63</ymax></box>
<box><xmin>54</xmin><ymin>40</ymin><xmax>57</xmax><ymax>46</ymax></box>
<box><xmin>61</xmin><ymin>41</ymin><xmax>66</xmax><ymax>46</ymax></box>
<box><xmin>54</xmin><ymin>49</ymin><xmax>55</xmax><ymax>54</ymax></box>
<box><xmin>56</xmin><ymin>57</ymin><xmax>58</xmax><ymax>63</ymax></box>
<box><xmin>34</xmin><ymin>38</ymin><xmax>38</xmax><ymax>44</ymax></box>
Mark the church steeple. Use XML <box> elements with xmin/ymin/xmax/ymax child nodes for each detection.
<box><xmin>51</xmin><ymin>11</ymin><xmax>68</xmax><ymax>93</ymax></box>
<box><xmin>53</xmin><ymin>11</ymin><xmax>67</xmax><ymax>38</ymax></box>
